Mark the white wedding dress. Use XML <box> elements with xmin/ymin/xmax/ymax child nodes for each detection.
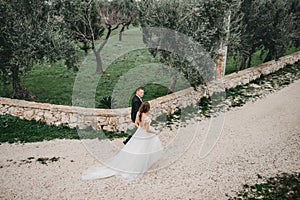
<box><xmin>82</xmin><ymin>116</ymin><xmax>163</xmax><ymax>180</ymax></box>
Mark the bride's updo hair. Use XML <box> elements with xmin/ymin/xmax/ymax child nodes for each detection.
<box><xmin>138</xmin><ymin>102</ymin><xmax>150</xmax><ymax>122</ymax></box>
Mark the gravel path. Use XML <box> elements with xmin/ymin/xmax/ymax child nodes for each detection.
<box><xmin>0</xmin><ymin>79</ymin><xmax>299</xmax><ymax>200</ymax></box>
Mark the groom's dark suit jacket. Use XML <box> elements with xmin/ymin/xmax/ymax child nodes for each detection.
<box><xmin>131</xmin><ymin>95</ymin><xmax>142</xmax><ymax>123</ymax></box>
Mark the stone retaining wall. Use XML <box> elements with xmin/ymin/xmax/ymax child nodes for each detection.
<box><xmin>0</xmin><ymin>51</ymin><xmax>299</xmax><ymax>132</ymax></box>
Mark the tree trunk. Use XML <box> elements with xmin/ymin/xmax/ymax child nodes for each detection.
<box><xmin>90</xmin><ymin>24</ymin><xmax>119</xmax><ymax>75</ymax></box>
<box><xmin>92</xmin><ymin>24</ymin><xmax>117</xmax><ymax>75</ymax></box>
<box><xmin>239</xmin><ymin>55</ymin><xmax>247</xmax><ymax>71</ymax></box>
<box><xmin>247</xmin><ymin>53</ymin><xmax>252</xmax><ymax>68</ymax></box>
<box><xmin>12</xmin><ymin>65</ymin><xmax>32</xmax><ymax>99</ymax></box>
<box><xmin>168</xmin><ymin>73</ymin><xmax>178</xmax><ymax>94</ymax></box>
<box><xmin>12</xmin><ymin>65</ymin><xmax>22</xmax><ymax>97</ymax></box>
<box><xmin>119</xmin><ymin>21</ymin><xmax>131</xmax><ymax>41</ymax></box>
<box><xmin>119</xmin><ymin>26</ymin><xmax>125</xmax><ymax>41</ymax></box>
<box><xmin>82</xmin><ymin>41</ymin><xmax>90</xmax><ymax>55</ymax></box>
<box><xmin>93</xmin><ymin>48</ymin><xmax>103</xmax><ymax>74</ymax></box>
<box><xmin>264</xmin><ymin>50</ymin><xmax>274</xmax><ymax>62</ymax></box>
<box><xmin>1</xmin><ymin>69</ymin><xmax>10</xmax><ymax>96</ymax></box>
<box><xmin>216</xmin><ymin>52</ymin><xmax>223</xmax><ymax>79</ymax></box>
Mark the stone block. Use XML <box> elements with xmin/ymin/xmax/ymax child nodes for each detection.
<box><xmin>24</xmin><ymin>110</ymin><xmax>35</xmax><ymax>120</ymax></box>
<box><xmin>14</xmin><ymin>107</ymin><xmax>24</xmax><ymax>116</ymax></box>
<box><xmin>61</xmin><ymin>113</ymin><xmax>69</xmax><ymax>124</ymax></box>
<box><xmin>8</xmin><ymin>107</ymin><xmax>15</xmax><ymax>114</ymax></box>
<box><xmin>70</xmin><ymin>114</ymin><xmax>78</xmax><ymax>123</ymax></box>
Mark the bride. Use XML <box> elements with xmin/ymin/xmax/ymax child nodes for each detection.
<box><xmin>82</xmin><ymin>102</ymin><xmax>163</xmax><ymax>180</ymax></box>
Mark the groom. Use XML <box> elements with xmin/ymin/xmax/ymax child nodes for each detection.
<box><xmin>123</xmin><ymin>86</ymin><xmax>144</xmax><ymax>144</ymax></box>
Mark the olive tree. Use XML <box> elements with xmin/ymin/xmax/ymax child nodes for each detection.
<box><xmin>137</xmin><ymin>0</ymin><xmax>242</xmax><ymax>90</ymax></box>
<box><xmin>0</xmin><ymin>0</ymin><xmax>79</xmax><ymax>98</ymax></box>
<box><xmin>57</xmin><ymin>0</ymin><xmax>137</xmax><ymax>74</ymax></box>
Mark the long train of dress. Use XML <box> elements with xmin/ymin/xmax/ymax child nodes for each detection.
<box><xmin>82</xmin><ymin>121</ymin><xmax>163</xmax><ymax>180</ymax></box>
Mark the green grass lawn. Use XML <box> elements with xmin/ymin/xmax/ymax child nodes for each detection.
<box><xmin>21</xmin><ymin>49</ymin><xmax>178</xmax><ymax>108</ymax></box>
<box><xmin>0</xmin><ymin>114</ymin><xmax>79</xmax><ymax>143</ymax></box>
<box><xmin>23</xmin><ymin>62</ymin><xmax>77</xmax><ymax>105</ymax></box>
<box><xmin>0</xmin><ymin>114</ymin><xmax>129</xmax><ymax>144</ymax></box>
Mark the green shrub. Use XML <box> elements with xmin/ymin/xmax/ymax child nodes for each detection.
<box><xmin>227</xmin><ymin>173</ymin><xmax>300</xmax><ymax>200</ymax></box>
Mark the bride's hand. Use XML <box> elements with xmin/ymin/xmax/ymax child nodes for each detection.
<box><xmin>149</xmin><ymin>126</ymin><xmax>158</xmax><ymax>134</ymax></box>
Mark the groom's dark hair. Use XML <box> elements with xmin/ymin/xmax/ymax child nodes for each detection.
<box><xmin>135</xmin><ymin>86</ymin><xmax>144</xmax><ymax>93</ymax></box>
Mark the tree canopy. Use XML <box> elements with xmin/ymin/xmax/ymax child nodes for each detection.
<box><xmin>0</xmin><ymin>0</ymin><xmax>79</xmax><ymax>98</ymax></box>
<box><xmin>232</xmin><ymin>0</ymin><xmax>298</xmax><ymax>69</ymax></box>
<box><xmin>137</xmin><ymin>0</ymin><xmax>243</xmax><ymax>88</ymax></box>
<box><xmin>55</xmin><ymin>0</ymin><xmax>137</xmax><ymax>74</ymax></box>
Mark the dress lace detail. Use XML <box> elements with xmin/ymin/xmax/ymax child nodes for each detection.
<box><xmin>139</xmin><ymin>116</ymin><xmax>151</xmax><ymax>129</ymax></box>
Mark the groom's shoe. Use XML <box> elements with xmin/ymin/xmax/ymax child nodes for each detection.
<box><xmin>123</xmin><ymin>135</ymin><xmax>132</xmax><ymax>145</ymax></box>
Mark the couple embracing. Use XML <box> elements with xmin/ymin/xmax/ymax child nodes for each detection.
<box><xmin>82</xmin><ymin>87</ymin><xmax>163</xmax><ymax>180</ymax></box>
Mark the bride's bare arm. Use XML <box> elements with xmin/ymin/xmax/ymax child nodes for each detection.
<box><xmin>145</xmin><ymin>121</ymin><xmax>158</xmax><ymax>134</ymax></box>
